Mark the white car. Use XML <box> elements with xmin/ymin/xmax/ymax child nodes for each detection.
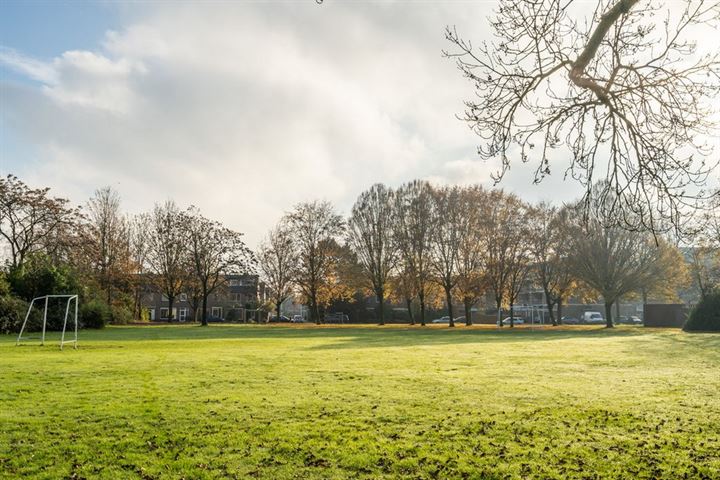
<box><xmin>431</xmin><ymin>316</ymin><xmax>452</xmax><ymax>324</ymax></box>
<box><xmin>290</xmin><ymin>315</ymin><xmax>305</xmax><ymax>323</ymax></box>
<box><xmin>498</xmin><ymin>317</ymin><xmax>524</xmax><ymax>326</ymax></box>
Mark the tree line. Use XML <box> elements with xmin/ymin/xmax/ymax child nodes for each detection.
<box><xmin>0</xmin><ymin>175</ymin><xmax>252</xmax><ymax>331</ymax></box>
<box><xmin>261</xmin><ymin>180</ymin><xmax>700</xmax><ymax>328</ymax></box>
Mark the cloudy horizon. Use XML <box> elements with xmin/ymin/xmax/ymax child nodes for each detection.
<box><xmin>3</xmin><ymin>1</ymin><xmax>590</xmax><ymax>247</ymax></box>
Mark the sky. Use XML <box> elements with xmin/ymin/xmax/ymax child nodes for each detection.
<box><xmin>0</xmin><ymin>0</ymin><xmax>610</xmax><ymax>248</ymax></box>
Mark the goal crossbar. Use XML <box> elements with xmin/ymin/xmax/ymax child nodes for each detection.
<box><xmin>16</xmin><ymin>295</ymin><xmax>79</xmax><ymax>350</ymax></box>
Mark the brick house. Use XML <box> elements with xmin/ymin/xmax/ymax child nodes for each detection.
<box><xmin>141</xmin><ymin>274</ymin><xmax>263</xmax><ymax>322</ymax></box>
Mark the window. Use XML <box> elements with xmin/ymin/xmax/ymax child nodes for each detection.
<box><xmin>229</xmin><ymin>279</ymin><xmax>240</xmax><ymax>286</ymax></box>
<box><xmin>211</xmin><ymin>307</ymin><xmax>223</xmax><ymax>318</ymax></box>
<box><xmin>179</xmin><ymin>308</ymin><xmax>188</xmax><ymax>322</ymax></box>
<box><xmin>160</xmin><ymin>308</ymin><xmax>169</xmax><ymax>319</ymax></box>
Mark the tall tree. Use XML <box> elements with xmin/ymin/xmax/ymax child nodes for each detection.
<box><xmin>347</xmin><ymin>184</ymin><xmax>397</xmax><ymax>325</ymax></box>
<box><xmin>446</xmin><ymin>0</ymin><xmax>720</xmax><ymax>235</ymax></box>
<box><xmin>504</xmin><ymin>201</ymin><xmax>532</xmax><ymax>328</ymax></box>
<box><xmin>484</xmin><ymin>190</ymin><xmax>519</xmax><ymax>327</ymax></box>
<box><xmin>0</xmin><ymin>175</ymin><xmax>80</xmax><ymax>269</ymax></box>
<box><xmin>454</xmin><ymin>185</ymin><xmax>488</xmax><ymax>326</ymax></box>
<box><xmin>84</xmin><ymin>187</ymin><xmax>130</xmax><ymax>304</ymax></box>
<box><xmin>528</xmin><ymin>203</ymin><xmax>575</xmax><ymax>325</ymax></box>
<box><xmin>286</xmin><ymin>201</ymin><xmax>344</xmax><ymax>324</ymax></box>
<box><xmin>258</xmin><ymin>221</ymin><xmax>298</xmax><ymax>324</ymax></box>
<box><xmin>145</xmin><ymin>201</ymin><xmax>186</xmax><ymax>323</ymax></box>
<box><xmin>184</xmin><ymin>208</ymin><xmax>253</xmax><ymax>326</ymax></box>
<box><xmin>568</xmin><ymin>214</ymin><xmax>664</xmax><ymax>327</ymax></box>
<box><xmin>429</xmin><ymin>185</ymin><xmax>461</xmax><ymax>327</ymax></box>
<box><xmin>393</xmin><ymin>180</ymin><xmax>434</xmax><ymax>326</ymax></box>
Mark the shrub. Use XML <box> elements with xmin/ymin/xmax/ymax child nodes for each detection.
<box><xmin>684</xmin><ymin>292</ymin><xmax>720</xmax><ymax>332</ymax></box>
<box><xmin>110</xmin><ymin>306</ymin><xmax>133</xmax><ymax>325</ymax></box>
<box><xmin>0</xmin><ymin>295</ymin><xmax>32</xmax><ymax>334</ymax></box>
<box><xmin>80</xmin><ymin>300</ymin><xmax>111</xmax><ymax>329</ymax></box>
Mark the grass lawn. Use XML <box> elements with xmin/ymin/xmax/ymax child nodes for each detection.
<box><xmin>1</xmin><ymin>324</ymin><xmax>719</xmax><ymax>479</ymax></box>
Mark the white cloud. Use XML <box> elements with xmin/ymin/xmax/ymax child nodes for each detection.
<box><xmin>1</xmin><ymin>2</ymin><xmax>587</xmax><ymax>247</ymax></box>
<box><xmin>0</xmin><ymin>46</ymin><xmax>58</xmax><ymax>84</ymax></box>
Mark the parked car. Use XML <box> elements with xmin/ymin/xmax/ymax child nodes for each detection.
<box><xmin>268</xmin><ymin>315</ymin><xmax>290</xmax><ymax>323</ymax></box>
<box><xmin>617</xmin><ymin>315</ymin><xmax>643</xmax><ymax>325</ymax></box>
<box><xmin>205</xmin><ymin>315</ymin><xmax>224</xmax><ymax>323</ymax></box>
<box><xmin>582</xmin><ymin>311</ymin><xmax>605</xmax><ymax>324</ymax></box>
<box><xmin>290</xmin><ymin>315</ymin><xmax>305</xmax><ymax>323</ymax></box>
<box><xmin>454</xmin><ymin>316</ymin><xmax>466</xmax><ymax>323</ymax></box>
<box><xmin>498</xmin><ymin>317</ymin><xmax>524</xmax><ymax>326</ymax></box>
<box><xmin>431</xmin><ymin>316</ymin><xmax>451</xmax><ymax>324</ymax></box>
<box><xmin>561</xmin><ymin>316</ymin><xmax>580</xmax><ymax>325</ymax></box>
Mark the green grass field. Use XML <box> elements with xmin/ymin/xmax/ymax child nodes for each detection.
<box><xmin>1</xmin><ymin>325</ymin><xmax>719</xmax><ymax>479</ymax></box>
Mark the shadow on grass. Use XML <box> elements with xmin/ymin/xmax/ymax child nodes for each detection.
<box><xmin>4</xmin><ymin>323</ymin><xmax>717</xmax><ymax>352</ymax></box>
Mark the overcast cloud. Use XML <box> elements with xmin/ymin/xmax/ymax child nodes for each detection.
<box><xmin>0</xmin><ymin>1</ymin><xmax>586</xmax><ymax>247</ymax></box>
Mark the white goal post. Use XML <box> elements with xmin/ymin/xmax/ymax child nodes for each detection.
<box><xmin>16</xmin><ymin>295</ymin><xmax>79</xmax><ymax>350</ymax></box>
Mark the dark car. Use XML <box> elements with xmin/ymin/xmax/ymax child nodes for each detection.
<box><xmin>268</xmin><ymin>315</ymin><xmax>290</xmax><ymax>323</ymax></box>
<box><xmin>561</xmin><ymin>316</ymin><xmax>580</xmax><ymax>325</ymax></box>
<box><xmin>205</xmin><ymin>315</ymin><xmax>224</xmax><ymax>323</ymax></box>
<box><xmin>617</xmin><ymin>315</ymin><xmax>643</xmax><ymax>325</ymax></box>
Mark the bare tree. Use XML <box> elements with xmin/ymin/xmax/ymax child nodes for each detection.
<box><xmin>184</xmin><ymin>207</ymin><xmax>253</xmax><ymax>326</ymax></box>
<box><xmin>145</xmin><ymin>201</ymin><xmax>186</xmax><ymax>323</ymax></box>
<box><xmin>446</xmin><ymin>0</ymin><xmax>720</xmax><ymax>235</ymax></box>
<box><xmin>347</xmin><ymin>184</ymin><xmax>397</xmax><ymax>325</ymax></box>
<box><xmin>504</xmin><ymin>202</ymin><xmax>532</xmax><ymax>328</ymax></box>
<box><xmin>528</xmin><ymin>203</ymin><xmax>576</xmax><ymax>325</ymax></box>
<box><xmin>484</xmin><ymin>190</ymin><xmax>521</xmax><ymax>326</ymax></box>
<box><xmin>84</xmin><ymin>187</ymin><xmax>131</xmax><ymax>305</ymax></box>
<box><xmin>568</xmin><ymin>214</ymin><xmax>664</xmax><ymax>327</ymax></box>
<box><xmin>429</xmin><ymin>185</ymin><xmax>462</xmax><ymax>327</ymax></box>
<box><xmin>454</xmin><ymin>185</ymin><xmax>488</xmax><ymax>326</ymax></box>
<box><xmin>128</xmin><ymin>214</ymin><xmax>151</xmax><ymax>320</ymax></box>
<box><xmin>258</xmin><ymin>220</ymin><xmax>298</xmax><ymax>324</ymax></box>
<box><xmin>0</xmin><ymin>175</ymin><xmax>80</xmax><ymax>269</ymax></box>
<box><xmin>393</xmin><ymin>180</ymin><xmax>434</xmax><ymax>326</ymax></box>
<box><xmin>286</xmin><ymin>201</ymin><xmax>344</xmax><ymax>324</ymax></box>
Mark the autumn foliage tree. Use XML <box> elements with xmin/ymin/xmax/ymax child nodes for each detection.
<box><xmin>0</xmin><ymin>175</ymin><xmax>80</xmax><ymax>270</ymax></box>
<box><xmin>286</xmin><ymin>201</ymin><xmax>344</xmax><ymax>324</ymax></box>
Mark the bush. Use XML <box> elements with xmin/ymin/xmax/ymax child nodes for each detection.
<box><xmin>80</xmin><ymin>300</ymin><xmax>111</xmax><ymax>329</ymax></box>
<box><xmin>0</xmin><ymin>295</ymin><xmax>32</xmax><ymax>334</ymax></box>
<box><xmin>110</xmin><ymin>306</ymin><xmax>133</xmax><ymax>325</ymax></box>
<box><xmin>684</xmin><ymin>292</ymin><xmax>720</xmax><ymax>332</ymax></box>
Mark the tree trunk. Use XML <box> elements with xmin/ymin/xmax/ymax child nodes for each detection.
<box><xmin>496</xmin><ymin>298</ymin><xmax>503</xmax><ymax>328</ymax></box>
<box><xmin>276</xmin><ymin>298</ymin><xmax>282</xmax><ymax>325</ymax></box>
<box><xmin>509</xmin><ymin>303</ymin><xmax>514</xmax><ymax>328</ymax></box>
<box><xmin>201</xmin><ymin>287</ymin><xmax>208</xmax><ymax>326</ymax></box>
<box><xmin>464</xmin><ymin>297</ymin><xmax>472</xmax><ymax>326</ymax></box>
<box><xmin>446</xmin><ymin>286</ymin><xmax>455</xmax><ymax>327</ymax></box>
<box><xmin>406</xmin><ymin>297</ymin><xmax>414</xmax><ymax>325</ymax></box>
<box><xmin>615</xmin><ymin>297</ymin><xmax>621</xmax><ymax>322</ymax></box>
<box><xmin>419</xmin><ymin>291</ymin><xmax>426</xmax><ymax>326</ymax></box>
<box><xmin>168</xmin><ymin>295</ymin><xmax>175</xmax><ymax>324</ymax></box>
<box><xmin>605</xmin><ymin>301</ymin><xmax>613</xmax><ymax>328</ymax></box>
<box><xmin>557</xmin><ymin>297</ymin><xmax>563</xmax><ymax>325</ymax></box>
<box><xmin>545</xmin><ymin>289</ymin><xmax>556</xmax><ymax>326</ymax></box>
<box><xmin>377</xmin><ymin>288</ymin><xmax>385</xmax><ymax>326</ymax></box>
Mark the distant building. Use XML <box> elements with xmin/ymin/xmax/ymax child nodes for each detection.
<box><xmin>140</xmin><ymin>273</ymin><xmax>262</xmax><ymax>322</ymax></box>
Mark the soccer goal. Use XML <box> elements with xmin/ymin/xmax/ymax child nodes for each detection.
<box><xmin>16</xmin><ymin>295</ymin><xmax>79</xmax><ymax>350</ymax></box>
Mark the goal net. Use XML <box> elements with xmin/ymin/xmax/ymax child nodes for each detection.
<box><xmin>15</xmin><ymin>295</ymin><xmax>79</xmax><ymax>350</ymax></box>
